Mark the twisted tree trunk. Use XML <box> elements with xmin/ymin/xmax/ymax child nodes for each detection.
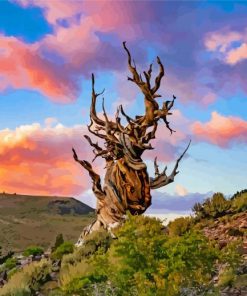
<box><xmin>73</xmin><ymin>42</ymin><xmax>190</xmax><ymax>246</ymax></box>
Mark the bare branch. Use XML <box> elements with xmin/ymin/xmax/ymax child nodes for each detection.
<box><xmin>90</xmin><ymin>73</ymin><xmax>106</xmax><ymax>127</ymax></box>
<box><xmin>122</xmin><ymin>42</ymin><xmax>168</xmax><ymax>142</ymax></box>
<box><xmin>84</xmin><ymin>135</ymin><xmax>111</xmax><ymax>162</ymax></box>
<box><xmin>115</xmin><ymin>107</ymin><xmax>129</xmax><ymax>135</ymax></box>
<box><xmin>154</xmin><ymin>156</ymin><xmax>159</xmax><ymax>177</ymax></box>
<box><xmin>150</xmin><ymin>140</ymin><xmax>191</xmax><ymax>189</ymax></box>
<box><xmin>148</xmin><ymin>63</ymin><xmax>153</xmax><ymax>77</ymax></box>
<box><xmin>152</xmin><ymin>56</ymin><xmax>165</xmax><ymax>94</ymax></box>
<box><xmin>87</xmin><ymin>119</ymin><xmax>106</xmax><ymax>140</ymax></box>
<box><xmin>162</xmin><ymin>117</ymin><xmax>176</xmax><ymax>135</ymax></box>
<box><xmin>123</xmin><ymin>41</ymin><xmax>141</xmax><ymax>84</ymax></box>
<box><xmin>141</xmin><ymin>121</ymin><xmax>158</xmax><ymax>143</ymax></box>
<box><xmin>119</xmin><ymin>105</ymin><xmax>138</xmax><ymax>129</ymax></box>
<box><xmin>72</xmin><ymin>148</ymin><xmax>105</xmax><ymax>200</ymax></box>
<box><xmin>102</xmin><ymin>98</ymin><xmax>120</xmax><ymax>145</ymax></box>
<box><xmin>84</xmin><ymin>135</ymin><xmax>103</xmax><ymax>153</ymax></box>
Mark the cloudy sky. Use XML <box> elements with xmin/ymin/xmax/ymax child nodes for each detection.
<box><xmin>0</xmin><ymin>1</ymin><xmax>246</xmax><ymax>214</ymax></box>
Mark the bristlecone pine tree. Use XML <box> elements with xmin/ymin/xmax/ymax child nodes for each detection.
<box><xmin>73</xmin><ymin>42</ymin><xmax>190</xmax><ymax>246</ymax></box>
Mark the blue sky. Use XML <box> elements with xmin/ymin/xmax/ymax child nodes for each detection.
<box><xmin>0</xmin><ymin>0</ymin><xmax>52</xmax><ymax>42</ymax></box>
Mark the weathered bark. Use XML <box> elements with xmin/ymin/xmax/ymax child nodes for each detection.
<box><xmin>73</xmin><ymin>42</ymin><xmax>190</xmax><ymax>246</ymax></box>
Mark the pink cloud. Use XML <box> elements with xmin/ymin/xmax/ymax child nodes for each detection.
<box><xmin>2</xmin><ymin>1</ymin><xmax>245</xmax><ymax>107</ymax></box>
<box><xmin>226</xmin><ymin>43</ymin><xmax>247</xmax><ymax>65</ymax></box>
<box><xmin>161</xmin><ymin>73</ymin><xmax>218</xmax><ymax>106</ymax></box>
<box><xmin>0</xmin><ymin>122</ymin><xmax>103</xmax><ymax>196</ymax></box>
<box><xmin>0</xmin><ymin>35</ymin><xmax>77</xmax><ymax>102</ymax></box>
<box><xmin>205</xmin><ymin>30</ymin><xmax>242</xmax><ymax>53</ymax></box>
<box><xmin>16</xmin><ymin>0</ymin><xmax>82</xmax><ymax>25</ymax></box>
<box><xmin>17</xmin><ymin>0</ymin><xmax>144</xmax><ymax>30</ymax></box>
<box><xmin>192</xmin><ymin>111</ymin><xmax>247</xmax><ymax>147</ymax></box>
<box><xmin>38</xmin><ymin>1</ymin><xmax>151</xmax><ymax>72</ymax></box>
<box><xmin>0</xmin><ymin>0</ymin><xmax>155</xmax><ymax>102</ymax></box>
<box><xmin>204</xmin><ymin>28</ymin><xmax>247</xmax><ymax>65</ymax></box>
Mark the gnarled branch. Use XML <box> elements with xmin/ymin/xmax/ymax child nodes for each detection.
<box><xmin>150</xmin><ymin>140</ymin><xmax>191</xmax><ymax>189</ymax></box>
<box><xmin>72</xmin><ymin>148</ymin><xmax>105</xmax><ymax>200</ymax></box>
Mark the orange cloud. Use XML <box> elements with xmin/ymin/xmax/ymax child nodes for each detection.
<box><xmin>0</xmin><ymin>111</ymin><xmax>192</xmax><ymax>196</ymax></box>
<box><xmin>192</xmin><ymin>112</ymin><xmax>247</xmax><ymax>147</ymax></box>
<box><xmin>0</xmin><ymin>122</ymin><xmax>103</xmax><ymax>196</ymax></box>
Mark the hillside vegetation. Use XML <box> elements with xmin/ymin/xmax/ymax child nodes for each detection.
<box><xmin>0</xmin><ymin>190</ymin><xmax>246</xmax><ymax>296</ymax></box>
<box><xmin>0</xmin><ymin>193</ymin><xmax>95</xmax><ymax>253</ymax></box>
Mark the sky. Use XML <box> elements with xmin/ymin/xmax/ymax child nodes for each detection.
<box><xmin>0</xmin><ymin>0</ymin><xmax>246</xmax><ymax>215</ymax></box>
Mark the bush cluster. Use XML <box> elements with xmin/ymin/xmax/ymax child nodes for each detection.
<box><xmin>50</xmin><ymin>241</ymin><xmax>74</xmax><ymax>260</ymax></box>
<box><xmin>55</xmin><ymin>214</ymin><xmax>241</xmax><ymax>296</ymax></box>
<box><xmin>23</xmin><ymin>246</ymin><xmax>44</xmax><ymax>257</ymax></box>
<box><xmin>192</xmin><ymin>190</ymin><xmax>247</xmax><ymax>220</ymax></box>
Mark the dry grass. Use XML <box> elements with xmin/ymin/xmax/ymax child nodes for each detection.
<box><xmin>0</xmin><ymin>259</ymin><xmax>51</xmax><ymax>296</ymax></box>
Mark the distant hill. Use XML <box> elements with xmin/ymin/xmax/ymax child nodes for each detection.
<box><xmin>0</xmin><ymin>193</ymin><xmax>95</xmax><ymax>253</ymax></box>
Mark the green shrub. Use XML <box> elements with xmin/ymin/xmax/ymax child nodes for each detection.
<box><xmin>109</xmin><ymin>215</ymin><xmax>221</xmax><ymax>295</ymax></box>
<box><xmin>64</xmin><ymin>274</ymin><xmax>107</xmax><ymax>295</ymax></box>
<box><xmin>0</xmin><ymin>250</ymin><xmax>14</xmax><ymax>265</ymax></box>
<box><xmin>0</xmin><ymin>259</ymin><xmax>51</xmax><ymax>296</ymax></box>
<box><xmin>23</xmin><ymin>246</ymin><xmax>44</xmax><ymax>257</ymax></box>
<box><xmin>60</xmin><ymin>259</ymin><xmax>92</xmax><ymax>287</ymax></box>
<box><xmin>61</xmin><ymin>229</ymin><xmax>111</xmax><ymax>268</ymax></box>
<box><xmin>51</xmin><ymin>241</ymin><xmax>74</xmax><ymax>260</ymax></box>
<box><xmin>192</xmin><ymin>202</ymin><xmax>205</xmax><ymax>220</ymax></box>
<box><xmin>194</xmin><ymin>190</ymin><xmax>247</xmax><ymax>219</ymax></box>
<box><xmin>4</xmin><ymin>257</ymin><xmax>17</xmax><ymax>270</ymax></box>
<box><xmin>116</xmin><ymin>222</ymin><xmax>218</xmax><ymax>294</ymax></box>
<box><xmin>168</xmin><ymin>216</ymin><xmax>192</xmax><ymax>236</ymax></box>
<box><xmin>219</xmin><ymin>240</ymin><xmax>243</xmax><ymax>269</ymax></box>
<box><xmin>204</xmin><ymin>193</ymin><xmax>230</xmax><ymax>218</ymax></box>
<box><xmin>59</xmin><ymin>215</ymin><xmax>222</xmax><ymax>296</ymax></box>
<box><xmin>218</xmin><ymin>240</ymin><xmax>245</xmax><ymax>289</ymax></box>
<box><xmin>52</xmin><ymin>233</ymin><xmax>64</xmax><ymax>252</ymax></box>
<box><xmin>232</xmin><ymin>191</ymin><xmax>247</xmax><ymax>213</ymax></box>
<box><xmin>193</xmin><ymin>193</ymin><xmax>231</xmax><ymax>220</ymax></box>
